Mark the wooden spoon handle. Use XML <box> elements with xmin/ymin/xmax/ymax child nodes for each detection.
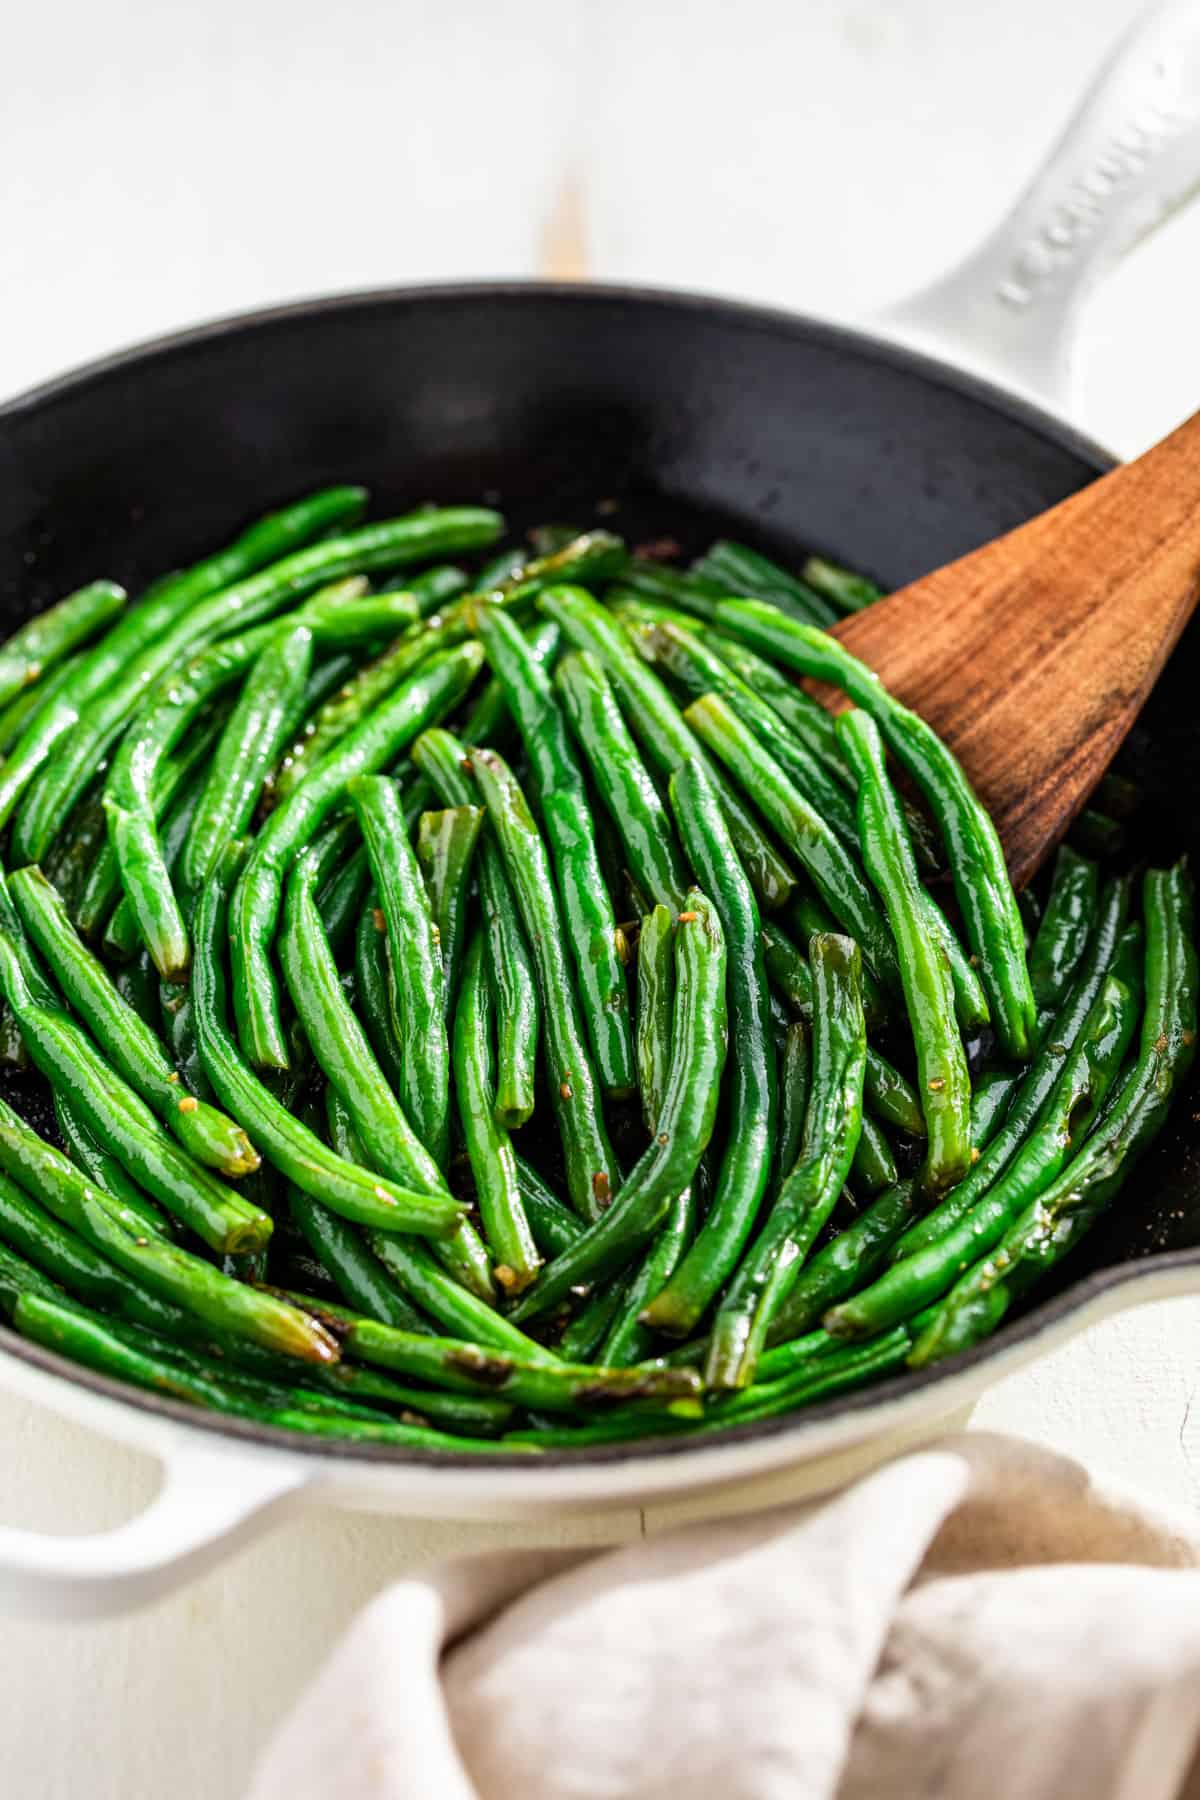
<box><xmin>835</xmin><ymin>407</ymin><xmax>1200</xmax><ymax>886</ymax></box>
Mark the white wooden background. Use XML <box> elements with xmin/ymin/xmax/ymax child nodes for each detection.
<box><xmin>3</xmin><ymin>1</ymin><xmax>1200</xmax><ymax>1794</ymax></box>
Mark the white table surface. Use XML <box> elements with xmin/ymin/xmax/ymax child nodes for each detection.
<box><xmin>4</xmin><ymin>1</ymin><xmax>1200</xmax><ymax>1793</ymax></box>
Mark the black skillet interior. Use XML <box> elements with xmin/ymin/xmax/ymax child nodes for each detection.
<box><xmin>0</xmin><ymin>282</ymin><xmax>1197</xmax><ymax>1459</ymax></box>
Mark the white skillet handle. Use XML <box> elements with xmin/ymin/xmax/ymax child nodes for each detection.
<box><xmin>0</xmin><ymin>1435</ymin><xmax>309</xmax><ymax>1620</ymax></box>
<box><xmin>880</xmin><ymin>0</ymin><xmax>1200</xmax><ymax>411</ymax></box>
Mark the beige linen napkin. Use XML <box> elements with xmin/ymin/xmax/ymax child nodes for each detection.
<box><xmin>248</xmin><ymin>1432</ymin><xmax>1200</xmax><ymax>1800</ymax></box>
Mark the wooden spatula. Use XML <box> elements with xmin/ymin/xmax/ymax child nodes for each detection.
<box><xmin>831</xmin><ymin>408</ymin><xmax>1200</xmax><ymax>889</ymax></box>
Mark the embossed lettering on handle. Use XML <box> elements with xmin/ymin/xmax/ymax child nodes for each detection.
<box><xmin>881</xmin><ymin>1</ymin><xmax>1200</xmax><ymax>410</ymax></box>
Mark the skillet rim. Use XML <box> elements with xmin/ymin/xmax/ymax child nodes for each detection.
<box><xmin>1</xmin><ymin>276</ymin><xmax>1166</xmax><ymax>1471</ymax></box>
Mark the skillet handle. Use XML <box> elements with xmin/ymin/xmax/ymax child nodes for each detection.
<box><xmin>0</xmin><ymin>1434</ymin><xmax>310</xmax><ymax>1620</ymax></box>
<box><xmin>879</xmin><ymin>0</ymin><xmax>1200</xmax><ymax>411</ymax></box>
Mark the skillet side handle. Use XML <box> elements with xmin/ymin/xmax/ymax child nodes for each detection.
<box><xmin>0</xmin><ymin>1436</ymin><xmax>310</xmax><ymax>1620</ymax></box>
<box><xmin>880</xmin><ymin>0</ymin><xmax>1200</xmax><ymax>411</ymax></box>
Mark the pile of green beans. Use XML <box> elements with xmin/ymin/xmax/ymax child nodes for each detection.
<box><xmin>0</xmin><ymin>492</ymin><xmax>1190</xmax><ymax>1451</ymax></box>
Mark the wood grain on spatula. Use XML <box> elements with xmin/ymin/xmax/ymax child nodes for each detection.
<box><xmin>831</xmin><ymin>408</ymin><xmax>1200</xmax><ymax>889</ymax></box>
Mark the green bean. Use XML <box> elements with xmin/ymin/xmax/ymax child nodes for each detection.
<box><xmin>639</xmin><ymin>759</ymin><xmax>776</xmax><ymax>1336</ymax></box>
<box><xmin>0</xmin><ymin>654</ymin><xmax>83</xmax><ymax>754</ymax></box>
<box><xmin>10</xmin><ymin>866</ymin><xmax>261</xmax><ymax>1179</ymax></box>
<box><xmin>0</xmin><ymin>490</ymin><xmax>359</xmax><ymax>837</ymax></box>
<box><xmin>911</xmin><ymin>863</ymin><xmax>1197</xmax><ymax>1366</ymax></box>
<box><xmin>150</xmin><ymin>1293</ymin><xmax>511</xmax><ymax>1433</ymax></box>
<box><xmin>410</xmin><ymin>727</ymin><xmax>540</xmax><ymax>1130</ymax></box>
<box><xmin>100</xmin><ymin>630</ymin><xmax>294</xmax><ymax>974</ymax></box>
<box><xmin>485</xmin><ymin>529</ymin><xmax>627</xmax><ymax>604</ymax></box>
<box><xmin>258</xmin><ymin>1406</ymin><xmax>522</xmax><ymax>1452</ymax></box>
<box><xmin>705</xmin><ymin>931</ymin><xmax>865</xmax><ymax>1388</ymax></box>
<box><xmin>45</xmin><ymin>790</ymin><xmax>114</xmax><ymax>931</ymax></box>
<box><xmin>761</xmin><ymin>916</ymin><xmax>827</xmax><ymax>1015</ymax></box>
<box><xmin>558</xmin><ymin>1279</ymin><xmax>629</xmax><ymax>1362</ymax></box>
<box><xmin>54</xmin><ymin>1091</ymin><xmax>176</xmax><ymax>1242</ymax></box>
<box><xmin>616</xmin><ymin>561</ymin><xmax>726</xmax><ymax>620</ymax></box>
<box><xmin>9</xmin><ymin>1286</ymin><xmax>513</xmax><ymax>1447</ymax></box>
<box><xmin>555</xmin><ymin>650</ymin><xmax>689</xmax><ymax>914</ymax></box>
<box><xmin>775</xmin><ymin>1019</ymin><xmax>811</xmax><ymax>1182</ymax></box>
<box><xmin>515</xmin><ymin>1157</ymin><xmax>583</xmax><ymax>1259</ymax></box>
<box><xmin>895</xmin><ymin>875</ymin><xmax>1134</xmax><ymax>1261</ymax></box>
<box><xmin>157</xmin><ymin>972</ymin><xmax>206</xmax><ymax>1094</ymax></box>
<box><xmin>292</xmin><ymin>1125</ymin><xmax>558</xmax><ymax>1360</ymax></box>
<box><xmin>970</xmin><ymin>1070</ymin><xmax>1018</xmax><ymax>1152</ymax></box>
<box><xmin>279</xmin><ymin>847</ymin><xmax>452</xmax><ymax>1198</ymax></box>
<box><xmin>416</xmin><ymin>805</ymin><xmax>484</xmax><ymax>1023</ymax></box>
<box><xmin>529</xmin><ymin>1328</ymin><xmax>906</xmax><ymax>1446</ymax></box>
<box><xmin>315</xmin><ymin>585</ymin><xmax>412</xmax><ymax>641</ymax></box>
<box><xmin>286</xmin><ymin>1183</ymin><xmax>428</xmax><ymax>1333</ymax></box>
<box><xmin>0</xmin><ymin>861</ymin><xmax>59</xmax><ymax>1009</ymax></box>
<box><xmin>290</xmin><ymin>581</ymin><xmax>415</xmax><ymax>646</ymax></box>
<box><xmin>468</xmin><ymin>747</ymin><xmax>617</xmax><ymax>1221</ymax></box>
<box><xmin>828</xmin><ymin>967</ymin><xmax>1139</xmax><ymax>1340</ymax></box>
<box><xmin>318</xmin><ymin>1084</ymin><xmax>494</xmax><ymax>1322</ymax></box>
<box><xmin>800</xmin><ymin>554</ymin><xmax>882</xmax><ymax>614</ymax></box>
<box><xmin>9</xmin><ymin>1292</ymin><xmax>349</xmax><ymax>1428</ymax></box>
<box><xmin>705</xmin><ymin>631</ymin><xmax>844</xmax><ymax>769</ymax></box>
<box><xmin>13</xmin><ymin>505</ymin><xmax>500</xmax><ymax>867</ymax></box>
<box><xmin>461</xmin><ymin>616</ymin><xmax>561</xmax><ymax>750</ymax></box>
<box><xmin>1029</xmin><ymin>845</ymin><xmax>1099</xmax><ymax>1010</ymax></box>
<box><xmin>474</xmin><ymin>603</ymin><xmax>634</xmax><ymax>1095</ymax></box>
<box><xmin>454</xmin><ymin>934</ymin><xmax>540</xmax><ymax>1293</ymax></box>
<box><xmin>863</xmin><ymin>1049</ymin><xmax>926</xmax><ymax>1139</ymax></box>
<box><xmin>850</xmin><ymin>1112</ymin><xmax>898</xmax><ymax>1196</ymax></box>
<box><xmin>766</xmin><ymin>1181</ymin><xmax>918</xmax><ymax>1344</ymax></box>
<box><xmin>102</xmin><ymin>758</ymin><xmax>209</xmax><ymax>962</ymax></box>
<box><xmin>179</xmin><ymin>624</ymin><xmax>315</xmax><ymax>894</ymax></box>
<box><xmin>627</xmin><ymin>617</ymin><xmax>860</xmax><ymax>848</ymax></box>
<box><xmin>0</xmin><ymin>1093</ymin><xmax>337</xmax><ymax>1360</ymax></box>
<box><xmin>335</xmin><ymin>1314</ymin><xmax>700</xmax><ymax>1415</ymax></box>
<box><xmin>685</xmin><ymin>692</ymin><xmax>900</xmax><ymax>991</ymax></box>
<box><xmin>279</xmin><ymin>1364</ymin><xmax>514</xmax><ymax>1434</ymax></box>
<box><xmin>716</xmin><ymin>601</ymin><xmax>1036</xmax><ymax>1059</ymax></box>
<box><xmin>230</xmin><ymin>641</ymin><xmax>483</xmax><ymax>1070</ymax></box>
<box><xmin>703</xmin><ymin>633</ymin><xmax>943</xmax><ymax>882</ymax></box>
<box><xmin>761</xmin><ymin>919</ymin><xmax>917</xmax><ymax>1134</ymax></box>
<box><xmin>318</xmin><ymin>845</ymin><xmax>371</xmax><ymax>954</ymax></box>
<box><xmin>80</xmin><ymin>704</ymin><xmax>225</xmax><ymax>945</ymax></box>
<box><xmin>786</xmin><ymin>897</ymin><xmax>885</xmax><ymax>1028</ymax></box>
<box><xmin>918</xmin><ymin>889</ymin><xmax>991</xmax><ymax>1033</ymax></box>
<box><xmin>0</xmin><ymin>1149</ymin><xmax>182</xmax><ymax>1335</ymax></box>
<box><xmin>537</xmin><ymin>586</ymin><xmax>796</xmax><ymax>910</ymax></box>
<box><xmin>691</xmin><ymin>539</ymin><xmax>841</xmax><ymax>626</ymax></box>
<box><xmin>348</xmin><ymin>776</ymin><xmax>450</xmax><ymax>1167</ymax></box>
<box><xmin>634</xmin><ymin>907</ymin><xmax>673</xmax><ymax>1124</ymax></box>
<box><xmin>836</xmin><ymin>709</ymin><xmax>970</xmax><ymax>1195</ymax></box>
<box><xmin>270</xmin><ymin>634</ymin><xmax>439</xmax><ymax>805</ymax></box>
<box><xmin>22</xmin><ymin>1293</ymin><xmax>293</xmax><ymax>1418</ymax></box>
<box><xmin>599</xmin><ymin>1188</ymin><xmax>696</xmax><ymax>1367</ymax></box>
<box><xmin>380</xmin><ymin>563</ymin><xmax>470</xmax><ymax>616</ymax></box>
<box><xmin>0</xmin><ymin>1241</ymin><xmax>69</xmax><ymax>1311</ymax></box>
<box><xmin>510</xmin><ymin>889</ymin><xmax>727</xmax><ymax>1322</ymax></box>
<box><xmin>76</xmin><ymin>1309</ymin><xmax>414</xmax><ymax>1424</ymax></box>
<box><xmin>269</xmin><ymin>572</ymin><xmax>480</xmax><ymax>805</ymax></box>
<box><xmin>113</xmin><ymin>951</ymin><xmax>159</xmax><ymax>1029</ymax></box>
<box><xmin>192</xmin><ymin>863</ymin><xmax>464</xmax><ymax>1238</ymax></box>
<box><xmin>353</xmin><ymin>904</ymin><xmax>408</xmax><ymax>1097</ymax></box>
<box><xmin>596</xmin><ymin>905</ymin><xmax>697</xmax><ymax>1364</ymax></box>
<box><xmin>707</xmin><ymin>1328</ymin><xmax>911</xmax><ymax>1428</ymax></box>
<box><xmin>0</xmin><ymin>932</ymin><xmax>270</xmax><ymax>1252</ymax></box>
<box><xmin>0</xmin><ymin>580</ymin><xmax>128</xmax><ymax>710</ymax></box>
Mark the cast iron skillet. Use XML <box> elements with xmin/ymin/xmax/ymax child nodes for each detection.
<box><xmin>1</xmin><ymin>282</ymin><xmax>1197</xmax><ymax>1466</ymax></box>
